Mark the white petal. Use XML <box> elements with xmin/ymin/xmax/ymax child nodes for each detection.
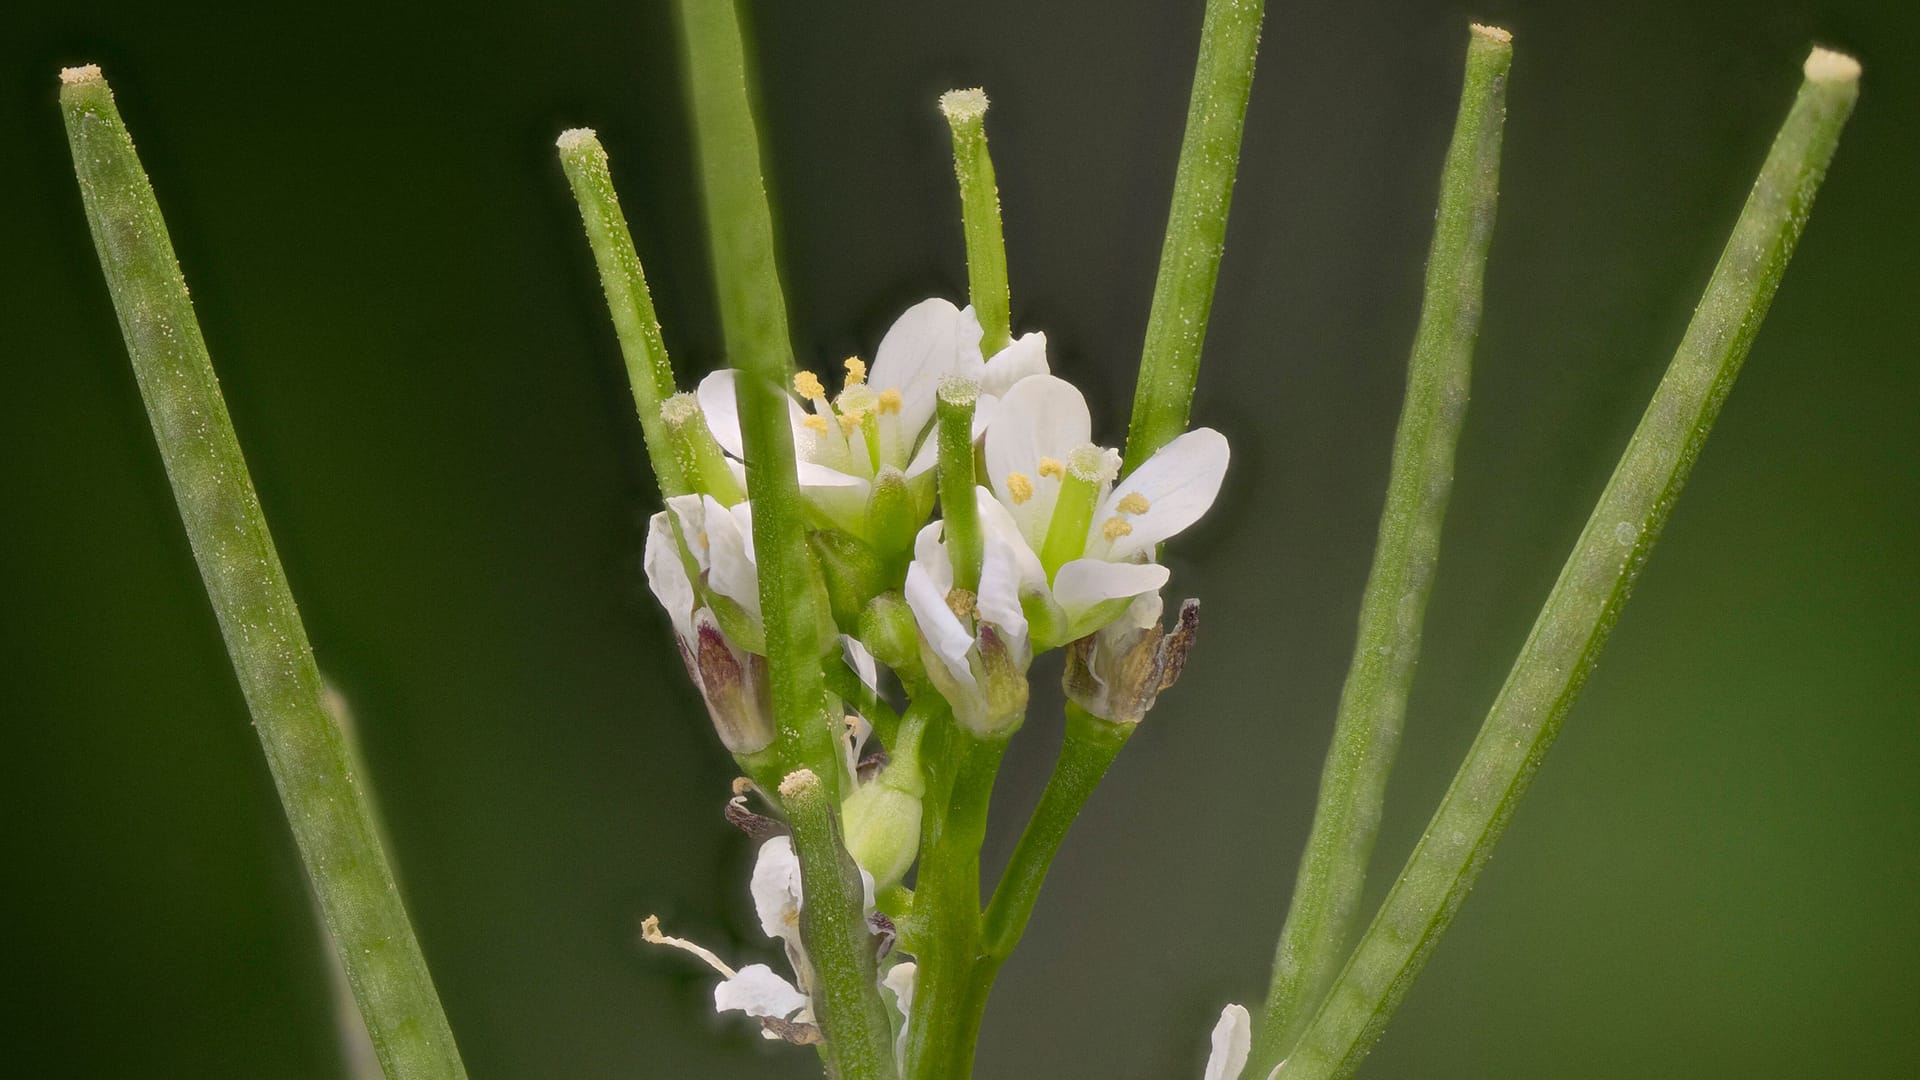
<box><xmin>1203</xmin><ymin>1003</ymin><xmax>1252</xmax><ymax>1080</ymax></box>
<box><xmin>911</xmin><ymin>520</ymin><xmax>955</xmax><ymax>596</ymax></box>
<box><xmin>643</xmin><ymin>511</ymin><xmax>697</xmax><ymax>642</ymax></box>
<box><xmin>1097</xmin><ymin>427</ymin><xmax>1230</xmax><ymax>560</ymax></box>
<box><xmin>976</xmin><ymin>487</ymin><xmax>1048</xmax><ymax>597</ymax></box>
<box><xmin>750</xmin><ymin>835</ymin><xmax>804</xmax><ymax>944</ymax></box>
<box><xmin>705</xmin><ymin>496</ymin><xmax>761</xmax><ymax>621</ymax></box>
<box><xmin>976</xmin><ymin>527</ymin><xmax>1030</xmax><ymax>647</ymax></box>
<box><xmin>870</xmin><ymin>298</ymin><xmax>984</xmax><ymax>443</ymax></box>
<box><xmin>1051</xmin><ymin>559</ymin><xmax>1169</xmax><ymax>624</ymax></box>
<box><xmin>983</xmin><ymin>374</ymin><xmax>1091</xmax><ymax>551</ymax></box>
<box><xmin>797</xmin><ymin>461</ymin><xmax>872</xmax><ymax>534</ymax></box>
<box><xmin>905</xmin><ymin>559</ymin><xmax>974</xmax><ymax>689</ymax></box>
<box><xmin>978</xmin><ymin>330</ymin><xmax>1049</xmax><ymax>397</ymax></box>
<box><xmin>713</xmin><ymin>963</ymin><xmax>810</xmax><ymax>1020</ymax></box>
<box><xmin>697</xmin><ymin>368</ymin><xmax>810</xmax><ymax>461</ymax></box>
<box><xmin>882</xmin><ymin>962</ymin><xmax>918</xmax><ymax>1072</ymax></box>
<box><xmin>842</xmin><ymin>636</ymin><xmax>880</xmax><ymax>692</ymax></box>
<box><xmin>899</xmin><ymin>397</ymin><xmax>994</xmax><ymax>481</ymax></box>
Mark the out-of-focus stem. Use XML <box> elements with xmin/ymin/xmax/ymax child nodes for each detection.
<box><xmin>1252</xmin><ymin>25</ymin><xmax>1512</xmax><ymax>1073</ymax></box>
<box><xmin>60</xmin><ymin>65</ymin><xmax>467</xmax><ymax>1080</ymax></box>
<box><xmin>1275</xmin><ymin>48</ymin><xmax>1860</xmax><ymax>1080</ymax></box>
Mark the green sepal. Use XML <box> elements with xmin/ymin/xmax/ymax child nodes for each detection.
<box><xmin>811</xmin><ymin>529</ymin><xmax>888</xmax><ymax>635</ymax></box>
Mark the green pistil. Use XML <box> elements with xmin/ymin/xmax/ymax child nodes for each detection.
<box><xmin>936</xmin><ymin>379</ymin><xmax>983</xmax><ymax>593</ymax></box>
<box><xmin>1040</xmin><ymin>452</ymin><xmax>1107</xmax><ymax>578</ymax></box>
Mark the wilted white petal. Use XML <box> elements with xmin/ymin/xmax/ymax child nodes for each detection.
<box><xmin>984</xmin><ymin>374</ymin><xmax>1092</xmax><ymax>550</ymax></box>
<box><xmin>1051</xmin><ymin>558</ymin><xmax>1170</xmax><ymax>624</ymax></box>
<box><xmin>978</xmin><ymin>331</ymin><xmax>1048</xmax><ymax>397</ymax></box>
<box><xmin>643</xmin><ymin>512</ymin><xmax>697</xmax><ymax>642</ymax></box>
<box><xmin>751</xmin><ymin>836</ymin><xmax>804</xmax><ymax>945</ymax></box>
<box><xmin>869</xmin><ymin>299</ymin><xmax>984</xmax><ymax>441</ymax></box>
<box><xmin>1203</xmin><ymin>1003</ymin><xmax>1252</xmax><ymax>1080</ymax></box>
<box><xmin>713</xmin><ymin>963</ymin><xmax>810</xmax><ymax>1020</ymax></box>
<box><xmin>882</xmin><ymin>962</ymin><xmax>918</xmax><ymax>1072</ymax></box>
<box><xmin>1095</xmin><ymin>427</ymin><xmax>1230</xmax><ymax>560</ymax></box>
<box><xmin>905</xmin><ymin>559</ymin><xmax>974</xmax><ymax>689</ymax></box>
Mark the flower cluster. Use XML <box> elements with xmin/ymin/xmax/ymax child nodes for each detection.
<box><xmin>640</xmin><ymin>294</ymin><xmax>1228</xmax><ymax>1069</ymax></box>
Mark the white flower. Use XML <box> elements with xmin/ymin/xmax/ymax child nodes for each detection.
<box><xmin>643</xmin><ymin>494</ymin><xmax>771</xmax><ymax>752</ymax></box>
<box><xmin>980</xmin><ymin>373</ymin><xmax>1229</xmax><ymax>647</ymax></box>
<box><xmin>696</xmin><ymin>297</ymin><xmax>1048</xmax><ymax>535</ymax></box>
<box><xmin>1201</xmin><ymin>1003</ymin><xmax>1283</xmax><ymax>1080</ymax></box>
<box><xmin>643</xmin><ymin>835</ymin><xmax>881</xmax><ymax>1044</ymax></box>
<box><xmin>902</xmin><ymin>487</ymin><xmax>1039</xmax><ymax>735</ymax></box>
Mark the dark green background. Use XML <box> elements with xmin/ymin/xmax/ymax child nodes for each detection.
<box><xmin>4</xmin><ymin>0</ymin><xmax>1915</xmax><ymax>1076</ymax></box>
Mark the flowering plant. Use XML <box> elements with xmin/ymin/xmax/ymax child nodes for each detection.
<box><xmin>56</xmin><ymin>1</ymin><xmax>1858</xmax><ymax>1077</ymax></box>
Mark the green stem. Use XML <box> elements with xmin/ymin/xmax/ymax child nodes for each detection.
<box><xmin>678</xmin><ymin>6</ymin><xmax>900</xmax><ymax>1072</ymax></box>
<box><xmin>1252</xmin><ymin>25</ymin><xmax>1511</xmax><ymax>1072</ymax></box>
<box><xmin>557</xmin><ymin>128</ymin><xmax>689</xmax><ymax>498</ymax></box>
<box><xmin>905</xmin><ymin>727</ymin><xmax>1009</xmax><ymax>1080</ymax></box>
<box><xmin>59</xmin><ymin>66</ymin><xmax>467</xmax><ymax>1080</ymax></box>
<box><xmin>676</xmin><ymin>0</ymin><xmax>833</xmax><ymax>786</ymax></box>
<box><xmin>1122</xmin><ymin>0</ymin><xmax>1266</xmax><ymax>473</ymax></box>
<box><xmin>981</xmin><ymin>703</ymin><xmax>1132</xmax><ymax>959</ymax></box>
<box><xmin>782</xmin><ymin>770</ymin><xmax>899</xmax><ymax>1080</ymax></box>
<box><xmin>938</xmin><ymin>89</ymin><xmax>1011</xmax><ymax>356</ymax></box>
<box><xmin>1275</xmin><ymin>50</ymin><xmax>1859</xmax><ymax>1080</ymax></box>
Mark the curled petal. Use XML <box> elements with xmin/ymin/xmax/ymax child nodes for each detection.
<box><xmin>904</xmin><ymin>558</ymin><xmax>974</xmax><ymax>689</ymax></box>
<box><xmin>1203</xmin><ymin>1003</ymin><xmax>1252</xmax><ymax>1080</ymax></box>
<box><xmin>1095</xmin><ymin>427</ymin><xmax>1230</xmax><ymax>560</ymax></box>
<box><xmin>750</xmin><ymin>835</ymin><xmax>804</xmax><ymax>946</ymax></box>
<box><xmin>713</xmin><ymin>963</ymin><xmax>810</xmax><ymax>1021</ymax></box>
<box><xmin>704</xmin><ymin>497</ymin><xmax>761</xmax><ymax>621</ymax></box>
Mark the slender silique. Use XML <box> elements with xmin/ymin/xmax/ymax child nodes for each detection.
<box><xmin>1123</xmin><ymin>0</ymin><xmax>1266</xmax><ymax>473</ymax></box>
<box><xmin>1275</xmin><ymin>49</ymin><xmax>1860</xmax><ymax>1080</ymax></box>
<box><xmin>557</xmin><ymin>128</ymin><xmax>689</xmax><ymax>498</ymax></box>
<box><xmin>675</xmin><ymin>2</ymin><xmax>898</xmax><ymax>1073</ymax></box>
<box><xmin>59</xmin><ymin>66</ymin><xmax>468</xmax><ymax>1080</ymax></box>
<box><xmin>940</xmin><ymin>89</ymin><xmax>1011</xmax><ymax>356</ymax></box>
<box><xmin>1252</xmin><ymin>26</ymin><xmax>1512</xmax><ymax>1072</ymax></box>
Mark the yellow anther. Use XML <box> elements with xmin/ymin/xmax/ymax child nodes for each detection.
<box><xmin>1006</xmin><ymin>472</ymin><xmax>1034</xmax><ymax>505</ymax></box>
<box><xmin>877</xmin><ymin>387</ymin><xmax>903</xmax><ymax>415</ymax></box>
<box><xmin>1037</xmin><ymin>457</ymin><xmax>1065</xmax><ymax>479</ymax></box>
<box><xmin>843</xmin><ymin>356</ymin><xmax>867</xmax><ymax>386</ymax></box>
<box><xmin>794</xmin><ymin>371</ymin><xmax>826</xmax><ymax>399</ymax></box>
<box><xmin>945</xmin><ymin>588</ymin><xmax>978</xmax><ymax>621</ymax></box>
<box><xmin>837</xmin><ymin>410</ymin><xmax>866</xmax><ymax>435</ymax></box>
<box><xmin>1101</xmin><ymin>517</ymin><xmax>1134</xmax><ymax>540</ymax></box>
<box><xmin>802</xmin><ymin>414</ymin><xmax>829</xmax><ymax>435</ymax></box>
<box><xmin>1116</xmin><ymin>492</ymin><xmax>1151</xmax><ymax>515</ymax></box>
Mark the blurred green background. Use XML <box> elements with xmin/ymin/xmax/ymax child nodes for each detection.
<box><xmin>4</xmin><ymin>0</ymin><xmax>1915</xmax><ymax>1075</ymax></box>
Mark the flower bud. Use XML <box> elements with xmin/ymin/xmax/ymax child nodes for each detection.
<box><xmin>864</xmin><ymin>466</ymin><xmax>920</xmax><ymax>576</ymax></box>
<box><xmin>842</xmin><ymin>777</ymin><xmax>923</xmax><ymax>891</ymax></box>
<box><xmin>691</xmin><ymin>608</ymin><xmax>776</xmax><ymax>753</ymax></box>
<box><xmin>1063</xmin><ymin>595</ymin><xmax>1200</xmax><ymax>725</ymax></box>
<box><xmin>857</xmin><ymin>592</ymin><xmax>924</xmax><ymax>685</ymax></box>
<box><xmin>809</xmin><ymin>529</ymin><xmax>887</xmax><ymax>634</ymax></box>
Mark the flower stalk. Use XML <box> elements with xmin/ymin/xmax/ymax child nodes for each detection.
<box><xmin>939</xmin><ymin>88</ymin><xmax>1011</xmax><ymax>356</ymax></box>
<box><xmin>1273</xmin><ymin>48</ymin><xmax>1860</xmax><ymax>1080</ymax></box>
<box><xmin>1123</xmin><ymin>0</ymin><xmax>1266</xmax><ymax>472</ymax></box>
<box><xmin>59</xmin><ymin>65</ymin><xmax>467</xmax><ymax>1080</ymax></box>
<box><xmin>1252</xmin><ymin>25</ymin><xmax>1511</xmax><ymax>1071</ymax></box>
